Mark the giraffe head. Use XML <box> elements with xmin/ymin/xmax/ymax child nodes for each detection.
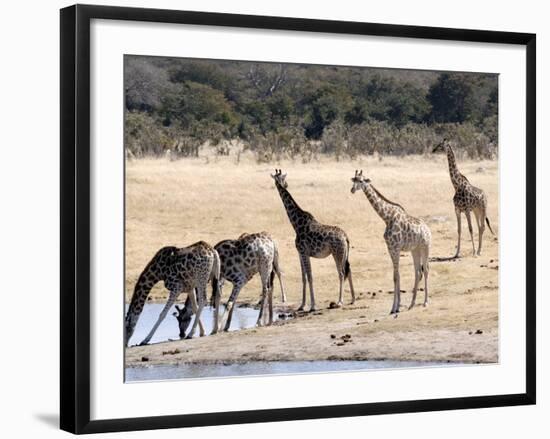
<box><xmin>270</xmin><ymin>169</ymin><xmax>288</xmax><ymax>188</ymax></box>
<box><xmin>350</xmin><ymin>169</ymin><xmax>371</xmax><ymax>193</ymax></box>
<box><xmin>172</xmin><ymin>303</ymin><xmax>193</xmax><ymax>339</ymax></box>
<box><xmin>432</xmin><ymin>138</ymin><xmax>450</xmax><ymax>153</ymax></box>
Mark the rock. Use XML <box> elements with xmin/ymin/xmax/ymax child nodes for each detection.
<box><xmin>372</xmin><ymin>293</ymin><xmax>376</xmax><ymax>297</ymax></box>
<box><xmin>141</xmin><ymin>356</ymin><xmax>149</xmax><ymax>362</ymax></box>
<box><xmin>475</xmin><ymin>329</ymin><xmax>483</xmax><ymax>334</ymax></box>
<box><xmin>374</xmin><ymin>319</ymin><xmax>379</xmax><ymax>323</ymax></box>
<box><xmin>330</xmin><ymin>334</ymin><xmax>336</xmax><ymax>339</ymax></box>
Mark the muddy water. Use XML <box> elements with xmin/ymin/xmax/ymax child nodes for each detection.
<box><xmin>126</xmin><ymin>360</ymin><xmax>449</xmax><ymax>382</ymax></box>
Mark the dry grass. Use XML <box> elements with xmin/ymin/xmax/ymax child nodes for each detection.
<box><xmin>125</xmin><ymin>151</ymin><xmax>499</xmax><ymax>364</ymax></box>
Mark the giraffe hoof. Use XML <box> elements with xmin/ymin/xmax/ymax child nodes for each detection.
<box><xmin>185</xmin><ymin>335</ymin><xmax>193</xmax><ymax>340</ymax></box>
<box><xmin>139</xmin><ymin>341</ymin><xmax>149</xmax><ymax>346</ymax></box>
<box><xmin>297</xmin><ymin>306</ymin><xmax>305</xmax><ymax>312</ymax></box>
<box><xmin>423</xmin><ymin>302</ymin><xmax>429</xmax><ymax>307</ymax></box>
<box><xmin>408</xmin><ymin>304</ymin><xmax>415</xmax><ymax>310</ymax></box>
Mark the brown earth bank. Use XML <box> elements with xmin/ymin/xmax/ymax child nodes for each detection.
<box><xmin>125</xmin><ymin>153</ymin><xmax>499</xmax><ymax>367</ymax></box>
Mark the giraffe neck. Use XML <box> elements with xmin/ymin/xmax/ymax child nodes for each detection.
<box><xmin>445</xmin><ymin>145</ymin><xmax>463</xmax><ymax>189</ymax></box>
<box><xmin>362</xmin><ymin>183</ymin><xmax>403</xmax><ymax>224</ymax></box>
<box><xmin>275</xmin><ymin>182</ymin><xmax>313</xmax><ymax>232</ymax></box>
<box><xmin>125</xmin><ymin>248</ymin><xmax>171</xmax><ymax>343</ymax></box>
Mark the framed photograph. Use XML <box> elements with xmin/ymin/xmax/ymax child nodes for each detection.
<box><xmin>60</xmin><ymin>4</ymin><xmax>536</xmax><ymax>434</ymax></box>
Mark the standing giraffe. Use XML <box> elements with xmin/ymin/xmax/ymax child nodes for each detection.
<box><xmin>214</xmin><ymin>232</ymin><xmax>285</xmax><ymax>331</ymax></box>
<box><xmin>124</xmin><ymin>241</ymin><xmax>221</xmax><ymax>346</ymax></box>
<box><xmin>351</xmin><ymin>170</ymin><xmax>431</xmax><ymax>314</ymax></box>
<box><xmin>271</xmin><ymin>169</ymin><xmax>355</xmax><ymax>311</ymax></box>
<box><xmin>433</xmin><ymin>138</ymin><xmax>495</xmax><ymax>257</ymax></box>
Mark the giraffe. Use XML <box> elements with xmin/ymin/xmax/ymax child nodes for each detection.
<box><xmin>214</xmin><ymin>232</ymin><xmax>285</xmax><ymax>331</ymax></box>
<box><xmin>350</xmin><ymin>170</ymin><xmax>431</xmax><ymax>314</ymax></box>
<box><xmin>124</xmin><ymin>241</ymin><xmax>221</xmax><ymax>346</ymax></box>
<box><xmin>433</xmin><ymin>138</ymin><xmax>495</xmax><ymax>257</ymax></box>
<box><xmin>271</xmin><ymin>169</ymin><xmax>355</xmax><ymax>312</ymax></box>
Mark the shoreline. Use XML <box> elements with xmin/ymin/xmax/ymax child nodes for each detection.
<box><xmin>126</xmin><ymin>285</ymin><xmax>499</xmax><ymax>368</ymax></box>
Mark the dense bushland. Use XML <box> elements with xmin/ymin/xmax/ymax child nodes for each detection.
<box><xmin>124</xmin><ymin>56</ymin><xmax>498</xmax><ymax>161</ymax></box>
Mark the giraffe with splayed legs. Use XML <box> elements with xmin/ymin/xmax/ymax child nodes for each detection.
<box><xmin>214</xmin><ymin>232</ymin><xmax>285</xmax><ymax>331</ymax></box>
<box><xmin>124</xmin><ymin>241</ymin><xmax>221</xmax><ymax>346</ymax></box>
<box><xmin>351</xmin><ymin>170</ymin><xmax>431</xmax><ymax>314</ymax></box>
<box><xmin>271</xmin><ymin>169</ymin><xmax>355</xmax><ymax>312</ymax></box>
<box><xmin>173</xmin><ymin>233</ymin><xmax>285</xmax><ymax>334</ymax></box>
<box><xmin>433</xmin><ymin>138</ymin><xmax>495</xmax><ymax>257</ymax></box>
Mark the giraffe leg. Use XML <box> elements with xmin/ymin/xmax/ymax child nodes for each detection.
<box><xmin>256</xmin><ymin>289</ymin><xmax>266</xmax><ymax>327</ymax></box>
<box><xmin>211</xmin><ymin>279</ymin><xmax>224</xmax><ymax>335</ymax></box>
<box><xmin>347</xmin><ymin>267</ymin><xmax>356</xmax><ymax>305</ymax></box>
<box><xmin>187</xmin><ymin>285</ymin><xmax>206</xmax><ymax>339</ymax></box>
<box><xmin>273</xmin><ymin>252</ymin><xmax>287</xmax><ymax>303</ymax></box>
<box><xmin>211</xmin><ymin>280</ymin><xmax>222</xmax><ymax>335</ymax></box>
<box><xmin>256</xmin><ymin>276</ymin><xmax>268</xmax><ymax>327</ymax></box>
<box><xmin>409</xmin><ymin>249</ymin><xmax>422</xmax><ymax>310</ymax></box>
<box><xmin>256</xmin><ymin>262</ymin><xmax>272</xmax><ymax>327</ymax></box>
<box><xmin>333</xmin><ymin>252</ymin><xmax>345</xmax><ymax>307</ymax></box>
<box><xmin>188</xmin><ymin>288</ymin><xmax>206</xmax><ymax>337</ymax></box>
<box><xmin>465</xmin><ymin>211</ymin><xmax>476</xmax><ymax>256</ymax></box>
<box><xmin>221</xmin><ymin>281</ymin><xmax>244</xmax><ymax>332</ymax></box>
<box><xmin>422</xmin><ymin>247</ymin><xmax>430</xmax><ymax>307</ymax></box>
<box><xmin>475</xmin><ymin>208</ymin><xmax>486</xmax><ymax>256</ymax></box>
<box><xmin>140</xmin><ymin>289</ymin><xmax>179</xmax><ymax>345</ymax></box>
<box><xmin>297</xmin><ymin>254</ymin><xmax>308</xmax><ymax>311</ymax></box>
<box><xmin>303</xmin><ymin>256</ymin><xmax>316</xmax><ymax>312</ymax></box>
<box><xmin>268</xmin><ymin>280</ymin><xmax>274</xmax><ymax>325</ymax></box>
<box><xmin>454</xmin><ymin>207</ymin><xmax>462</xmax><ymax>258</ymax></box>
<box><xmin>275</xmin><ymin>268</ymin><xmax>286</xmax><ymax>303</ymax></box>
<box><xmin>389</xmin><ymin>249</ymin><xmax>401</xmax><ymax>314</ymax></box>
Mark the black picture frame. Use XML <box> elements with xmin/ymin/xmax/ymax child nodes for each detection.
<box><xmin>60</xmin><ymin>4</ymin><xmax>536</xmax><ymax>434</ymax></box>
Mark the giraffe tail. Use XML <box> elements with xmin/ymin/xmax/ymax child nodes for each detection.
<box><xmin>344</xmin><ymin>259</ymin><xmax>351</xmax><ymax>280</ymax></box>
<box><xmin>209</xmin><ymin>250</ymin><xmax>222</xmax><ymax>306</ymax></box>
<box><xmin>485</xmin><ymin>217</ymin><xmax>495</xmax><ymax>235</ymax></box>
<box><xmin>343</xmin><ymin>237</ymin><xmax>351</xmax><ymax>280</ymax></box>
<box><xmin>269</xmin><ymin>269</ymin><xmax>276</xmax><ymax>290</ymax></box>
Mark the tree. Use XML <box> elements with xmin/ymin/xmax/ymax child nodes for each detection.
<box><xmin>427</xmin><ymin>73</ymin><xmax>474</xmax><ymax>123</ymax></box>
<box><xmin>124</xmin><ymin>57</ymin><xmax>173</xmax><ymax>112</ymax></box>
<box><xmin>303</xmin><ymin>85</ymin><xmax>353</xmax><ymax>139</ymax></box>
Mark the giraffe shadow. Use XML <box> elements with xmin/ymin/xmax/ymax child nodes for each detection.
<box><xmin>429</xmin><ymin>256</ymin><xmax>460</xmax><ymax>263</ymax></box>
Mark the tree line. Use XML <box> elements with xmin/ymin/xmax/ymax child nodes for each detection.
<box><xmin>124</xmin><ymin>56</ymin><xmax>498</xmax><ymax>161</ymax></box>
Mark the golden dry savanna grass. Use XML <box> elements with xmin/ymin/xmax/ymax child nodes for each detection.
<box><xmin>125</xmin><ymin>151</ymin><xmax>499</xmax><ymax>365</ymax></box>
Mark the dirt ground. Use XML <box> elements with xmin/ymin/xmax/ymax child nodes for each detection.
<box><xmin>125</xmin><ymin>151</ymin><xmax>499</xmax><ymax>367</ymax></box>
